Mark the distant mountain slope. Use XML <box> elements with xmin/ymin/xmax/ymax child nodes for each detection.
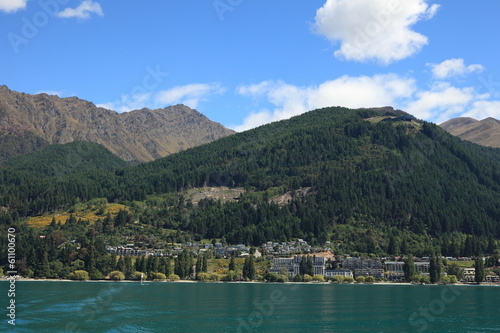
<box><xmin>0</xmin><ymin>85</ymin><xmax>235</xmax><ymax>162</ymax></box>
<box><xmin>440</xmin><ymin>117</ymin><xmax>500</xmax><ymax>148</ymax></box>
<box><xmin>1</xmin><ymin>141</ymin><xmax>127</xmax><ymax>177</ymax></box>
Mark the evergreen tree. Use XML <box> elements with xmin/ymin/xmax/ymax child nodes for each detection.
<box><xmin>403</xmin><ymin>255</ymin><xmax>416</xmax><ymax>282</ymax></box>
<box><xmin>387</xmin><ymin>236</ymin><xmax>399</xmax><ymax>255</ymax></box>
<box><xmin>124</xmin><ymin>256</ymin><xmax>134</xmax><ymax>278</ymax></box>
<box><xmin>307</xmin><ymin>256</ymin><xmax>314</xmax><ymax>276</ymax></box>
<box><xmin>202</xmin><ymin>253</ymin><xmax>208</xmax><ymax>272</ymax></box>
<box><xmin>86</xmin><ymin>244</ymin><xmax>97</xmax><ymax>275</ymax></box>
<box><xmin>166</xmin><ymin>257</ymin><xmax>173</xmax><ymax>276</ymax></box>
<box><xmin>229</xmin><ymin>256</ymin><xmax>236</xmax><ymax>271</ymax></box>
<box><xmin>474</xmin><ymin>257</ymin><xmax>486</xmax><ymax>283</ymax></box>
<box><xmin>116</xmin><ymin>256</ymin><xmax>125</xmax><ymax>273</ymax></box>
<box><xmin>39</xmin><ymin>252</ymin><xmax>51</xmax><ymax>278</ymax></box>
<box><xmin>429</xmin><ymin>255</ymin><xmax>442</xmax><ymax>284</ymax></box>
<box><xmin>243</xmin><ymin>255</ymin><xmax>255</xmax><ymax>280</ymax></box>
<box><xmin>486</xmin><ymin>237</ymin><xmax>496</xmax><ymax>255</ymax></box>
<box><xmin>175</xmin><ymin>250</ymin><xmax>193</xmax><ymax>279</ymax></box>
<box><xmin>140</xmin><ymin>256</ymin><xmax>147</xmax><ymax>273</ymax></box>
<box><xmin>299</xmin><ymin>256</ymin><xmax>307</xmax><ymax>276</ymax></box>
<box><xmin>135</xmin><ymin>256</ymin><xmax>143</xmax><ymax>272</ymax></box>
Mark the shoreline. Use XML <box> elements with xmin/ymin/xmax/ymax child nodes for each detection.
<box><xmin>2</xmin><ymin>277</ymin><xmax>499</xmax><ymax>286</ymax></box>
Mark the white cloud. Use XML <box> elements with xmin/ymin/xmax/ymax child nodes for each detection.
<box><xmin>405</xmin><ymin>83</ymin><xmax>476</xmax><ymax>122</ymax></box>
<box><xmin>35</xmin><ymin>90</ymin><xmax>64</xmax><ymax>97</ymax></box>
<box><xmin>155</xmin><ymin>83</ymin><xmax>225</xmax><ymax>109</ymax></box>
<box><xmin>56</xmin><ymin>0</ymin><xmax>103</xmax><ymax>19</ymax></box>
<box><xmin>314</xmin><ymin>0</ymin><xmax>439</xmax><ymax>64</ymax></box>
<box><xmin>428</xmin><ymin>58</ymin><xmax>484</xmax><ymax>80</ymax></box>
<box><xmin>234</xmin><ymin>74</ymin><xmax>416</xmax><ymax>131</ymax></box>
<box><xmin>234</xmin><ymin>72</ymin><xmax>500</xmax><ymax>131</ymax></box>
<box><xmin>97</xmin><ymin>83</ymin><xmax>224</xmax><ymax>113</ymax></box>
<box><xmin>463</xmin><ymin>101</ymin><xmax>500</xmax><ymax>120</ymax></box>
<box><xmin>97</xmin><ymin>92</ymin><xmax>153</xmax><ymax>113</ymax></box>
<box><xmin>0</xmin><ymin>0</ymin><xmax>27</xmax><ymax>13</ymax></box>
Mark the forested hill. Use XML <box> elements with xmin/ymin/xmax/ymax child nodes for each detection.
<box><xmin>1</xmin><ymin>141</ymin><xmax>127</xmax><ymax>177</ymax></box>
<box><xmin>1</xmin><ymin>106</ymin><xmax>500</xmax><ymax>251</ymax></box>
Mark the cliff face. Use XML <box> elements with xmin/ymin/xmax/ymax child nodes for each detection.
<box><xmin>0</xmin><ymin>86</ymin><xmax>235</xmax><ymax>162</ymax></box>
<box><xmin>440</xmin><ymin>117</ymin><xmax>500</xmax><ymax>148</ymax></box>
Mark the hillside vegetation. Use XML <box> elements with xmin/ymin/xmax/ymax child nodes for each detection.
<box><xmin>1</xmin><ymin>106</ymin><xmax>500</xmax><ymax>256</ymax></box>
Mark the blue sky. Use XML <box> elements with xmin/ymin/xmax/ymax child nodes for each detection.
<box><xmin>1</xmin><ymin>0</ymin><xmax>499</xmax><ymax>131</ymax></box>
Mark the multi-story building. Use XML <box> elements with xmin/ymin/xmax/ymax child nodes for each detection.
<box><xmin>269</xmin><ymin>255</ymin><xmax>330</xmax><ymax>277</ymax></box>
<box><xmin>384</xmin><ymin>261</ymin><xmax>430</xmax><ymax>281</ymax></box>
<box><xmin>354</xmin><ymin>268</ymin><xmax>384</xmax><ymax>279</ymax></box>
<box><xmin>485</xmin><ymin>275</ymin><xmax>500</xmax><ymax>283</ymax></box>
<box><xmin>342</xmin><ymin>259</ymin><xmax>384</xmax><ymax>279</ymax></box>
<box><xmin>342</xmin><ymin>259</ymin><xmax>383</xmax><ymax>270</ymax></box>
<box><xmin>463</xmin><ymin>268</ymin><xmax>475</xmax><ymax>282</ymax></box>
<box><xmin>325</xmin><ymin>269</ymin><xmax>353</xmax><ymax>279</ymax></box>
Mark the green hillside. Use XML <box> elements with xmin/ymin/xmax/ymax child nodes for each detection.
<box><xmin>2</xmin><ymin>140</ymin><xmax>127</xmax><ymax>175</ymax></box>
<box><xmin>1</xmin><ymin>107</ymin><xmax>500</xmax><ymax>255</ymax></box>
<box><xmin>0</xmin><ymin>132</ymin><xmax>49</xmax><ymax>162</ymax></box>
<box><xmin>0</xmin><ymin>141</ymin><xmax>127</xmax><ymax>217</ymax></box>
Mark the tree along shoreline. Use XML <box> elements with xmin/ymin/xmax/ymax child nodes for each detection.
<box><xmin>2</xmin><ymin>277</ymin><xmax>499</xmax><ymax>287</ymax></box>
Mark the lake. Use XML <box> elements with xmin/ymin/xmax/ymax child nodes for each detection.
<box><xmin>3</xmin><ymin>281</ymin><xmax>500</xmax><ymax>332</ymax></box>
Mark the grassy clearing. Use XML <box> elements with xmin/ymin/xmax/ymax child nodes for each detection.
<box><xmin>27</xmin><ymin>203</ymin><xmax>129</xmax><ymax>228</ymax></box>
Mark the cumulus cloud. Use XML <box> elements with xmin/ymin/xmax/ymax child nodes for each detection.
<box><xmin>463</xmin><ymin>101</ymin><xmax>500</xmax><ymax>120</ymax></box>
<box><xmin>155</xmin><ymin>83</ymin><xmax>225</xmax><ymax>110</ymax></box>
<box><xmin>97</xmin><ymin>83</ymin><xmax>224</xmax><ymax>113</ymax></box>
<box><xmin>404</xmin><ymin>82</ymin><xmax>476</xmax><ymax>123</ymax></box>
<box><xmin>56</xmin><ymin>0</ymin><xmax>103</xmax><ymax>19</ymax></box>
<box><xmin>35</xmin><ymin>90</ymin><xmax>64</xmax><ymax>97</ymax></box>
<box><xmin>0</xmin><ymin>0</ymin><xmax>27</xmax><ymax>13</ymax></box>
<box><xmin>234</xmin><ymin>74</ymin><xmax>416</xmax><ymax>131</ymax></box>
<box><xmin>314</xmin><ymin>0</ymin><xmax>440</xmax><ymax>64</ymax></box>
<box><xmin>428</xmin><ymin>58</ymin><xmax>484</xmax><ymax>79</ymax></box>
<box><xmin>97</xmin><ymin>92</ymin><xmax>153</xmax><ymax>113</ymax></box>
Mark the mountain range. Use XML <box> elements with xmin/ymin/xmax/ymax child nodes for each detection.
<box><xmin>1</xmin><ymin>106</ymin><xmax>499</xmax><ymax>255</ymax></box>
<box><xmin>440</xmin><ymin>117</ymin><xmax>500</xmax><ymax>148</ymax></box>
<box><xmin>0</xmin><ymin>85</ymin><xmax>234</xmax><ymax>163</ymax></box>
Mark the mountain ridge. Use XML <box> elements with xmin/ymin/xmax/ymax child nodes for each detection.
<box><xmin>440</xmin><ymin>116</ymin><xmax>500</xmax><ymax>148</ymax></box>
<box><xmin>0</xmin><ymin>85</ymin><xmax>235</xmax><ymax>162</ymax></box>
<box><xmin>1</xmin><ymin>106</ymin><xmax>499</xmax><ymax>253</ymax></box>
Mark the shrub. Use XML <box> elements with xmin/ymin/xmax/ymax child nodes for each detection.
<box><xmin>209</xmin><ymin>273</ymin><xmax>221</xmax><ymax>282</ymax></box>
<box><xmin>130</xmin><ymin>271</ymin><xmax>147</xmax><ymax>280</ymax></box>
<box><xmin>264</xmin><ymin>272</ymin><xmax>279</xmax><ymax>282</ymax></box>
<box><xmin>152</xmin><ymin>272</ymin><xmax>166</xmax><ymax>281</ymax></box>
<box><xmin>68</xmin><ymin>270</ymin><xmax>89</xmax><ymax>281</ymax></box>
<box><xmin>168</xmin><ymin>274</ymin><xmax>180</xmax><ymax>281</ymax></box>
<box><xmin>356</xmin><ymin>276</ymin><xmax>365</xmax><ymax>283</ymax></box>
<box><xmin>364</xmin><ymin>276</ymin><xmax>376</xmax><ymax>283</ymax></box>
<box><xmin>277</xmin><ymin>275</ymin><xmax>288</xmax><ymax>283</ymax></box>
<box><xmin>410</xmin><ymin>275</ymin><xmax>422</xmax><ymax>283</ymax></box>
<box><xmin>223</xmin><ymin>270</ymin><xmax>239</xmax><ymax>281</ymax></box>
<box><xmin>109</xmin><ymin>271</ymin><xmax>125</xmax><ymax>281</ymax></box>
<box><xmin>303</xmin><ymin>274</ymin><xmax>313</xmax><ymax>282</ymax></box>
<box><xmin>331</xmin><ymin>275</ymin><xmax>345</xmax><ymax>283</ymax></box>
<box><xmin>441</xmin><ymin>275</ymin><xmax>458</xmax><ymax>284</ymax></box>
<box><xmin>20</xmin><ymin>268</ymin><xmax>34</xmax><ymax>278</ymax></box>
<box><xmin>420</xmin><ymin>275</ymin><xmax>430</xmax><ymax>284</ymax></box>
<box><xmin>343</xmin><ymin>276</ymin><xmax>355</xmax><ymax>283</ymax></box>
<box><xmin>197</xmin><ymin>272</ymin><xmax>210</xmax><ymax>281</ymax></box>
<box><xmin>312</xmin><ymin>275</ymin><xmax>325</xmax><ymax>282</ymax></box>
<box><xmin>90</xmin><ymin>270</ymin><xmax>103</xmax><ymax>280</ymax></box>
<box><xmin>292</xmin><ymin>274</ymin><xmax>303</xmax><ymax>282</ymax></box>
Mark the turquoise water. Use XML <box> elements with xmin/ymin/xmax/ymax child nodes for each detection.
<box><xmin>2</xmin><ymin>281</ymin><xmax>500</xmax><ymax>332</ymax></box>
